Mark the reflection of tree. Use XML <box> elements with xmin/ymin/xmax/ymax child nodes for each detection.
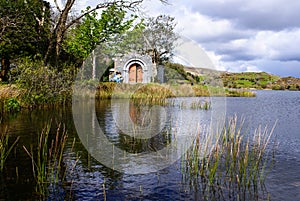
<box><xmin>129</xmin><ymin>102</ymin><xmax>151</xmax><ymax>126</ymax></box>
<box><xmin>68</xmin><ymin>100</ymin><xmax>124</xmax><ymax>195</ymax></box>
<box><xmin>119</xmin><ymin>100</ymin><xmax>172</xmax><ymax>153</ymax></box>
<box><xmin>118</xmin><ymin>127</ymin><xmax>172</xmax><ymax>154</ymax></box>
<box><xmin>95</xmin><ymin>99</ymin><xmax>173</xmax><ymax>154</ymax></box>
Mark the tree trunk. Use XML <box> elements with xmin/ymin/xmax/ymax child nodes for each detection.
<box><xmin>44</xmin><ymin>0</ymin><xmax>75</xmax><ymax>67</ymax></box>
<box><xmin>0</xmin><ymin>58</ymin><xmax>10</xmax><ymax>82</ymax></box>
<box><xmin>92</xmin><ymin>50</ymin><xmax>96</xmax><ymax>80</ymax></box>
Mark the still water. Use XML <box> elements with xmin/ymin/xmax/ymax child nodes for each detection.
<box><xmin>0</xmin><ymin>90</ymin><xmax>299</xmax><ymax>200</ymax></box>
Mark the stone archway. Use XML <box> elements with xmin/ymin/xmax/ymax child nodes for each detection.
<box><xmin>128</xmin><ymin>63</ymin><xmax>143</xmax><ymax>83</ymax></box>
<box><xmin>114</xmin><ymin>54</ymin><xmax>154</xmax><ymax>83</ymax></box>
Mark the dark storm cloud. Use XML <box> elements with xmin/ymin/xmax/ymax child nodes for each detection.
<box><xmin>193</xmin><ymin>30</ymin><xmax>252</xmax><ymax>43</ymax></box>
<box><xmin>188</xmin><ymin>0</ymin><xmax>300</xmax><ymax>31</ymax></box>
<box><xmin>142</xmin><ymin>0</ymin><xmax>300</xmax><ymax>77</ymax></box>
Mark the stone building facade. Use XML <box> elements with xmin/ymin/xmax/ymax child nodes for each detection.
<box><xmin>114</xmin><ymin>54</ymin><xmax>156</xmax><ymax>83</ymax></box>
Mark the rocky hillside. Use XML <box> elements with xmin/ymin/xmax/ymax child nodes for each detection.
<box><xmin>220</xmin><ymin>72</ymin><xmax>300</xmax><ymax>90</ymax></box>
<box><xmin>163</xmin><ymin>63</ymin><xmax>300</xmax><ymax>90</ymax></box>
<box><xmin>271</xmin><ymin>76</ymin><xmax>300</xmax><ymax>90</ymax></box>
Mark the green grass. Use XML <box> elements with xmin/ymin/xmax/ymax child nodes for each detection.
<box><xmin>221</xmin><ymin>72</ymin><xmax>281</xmax><ymax>89</ymax></box>
<box><xmin>0</xmin><ymin>80</ymin><xmax>255</xmax><ymax>115</ymax></box>
<box><xmin>0</xmin><ymin>125</ymin><xmax>20</xmax><ymax>171</ymax></box>
<box><xmin>183</xmin><ymin>116</ymin><xmax>276</xmax><ymax>200</ymax></box>
<box><xmin>225</xmin><ymin>89</ymin><xmax>256</xmax><ymax>97</ymax></box>
<box><xmin>23</xmin><ymin>122</ymin><xmax>73</xmax><ymax>197</ymax></box>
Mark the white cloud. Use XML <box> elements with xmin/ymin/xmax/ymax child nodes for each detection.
<box><xmin>176</xmin><ymin>9</ymin><xmax>236</xmax><ymax>42</ymax></box>
<box><xmin>215</xmin><ymin>29</ymin><xmax>300</xmax><ymax>62</ymax></box>
<box><xmin>206</xmin><ymin>51</ymin><xmax>226</xmax><ymax>71</ymax></box>
<box><xmin>46</xmin><ymin>0</ymin><xmax>300</xmax><ymax>77</ymax></box>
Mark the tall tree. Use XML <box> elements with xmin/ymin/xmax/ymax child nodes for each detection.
<box><xmin>109</xmin><ymin>15</ymin><xmax>178</xmax><ymax>65</ymax></box>
<box><xmin>64</xmin><ymin>5</ymin><xmax>136</xmax><ymax>79</ymax></box>
<box><xmin>142</xmin><ymin>15</ymin><xmax>178</xmax><ymax>65</ymax></box>
<box><xmin>44</xmin><ymin>0</ymin><xmax>164</xmax><ymax>67</ymax></box>
<box><xmin>0</xmin><ymin>0</ymin><xmax>50</xmax><ymax>81</ymax></box>
<box><xmin>64</xmin><ymin>5</ymin><xmax>135</xmax><ymax>61</ymax></box>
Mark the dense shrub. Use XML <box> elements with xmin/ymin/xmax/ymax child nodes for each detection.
<box><xmin>12</xmin><ymin>59</ymin><xmax>76</xmax><ymax>107</ymax></box>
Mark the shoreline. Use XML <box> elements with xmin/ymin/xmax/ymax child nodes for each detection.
<box><xmin>1</xmin><ymin>81</ymin><xmax>298</xmax><ymax>114</ymax></box>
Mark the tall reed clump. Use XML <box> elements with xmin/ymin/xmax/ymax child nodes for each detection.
<box><xmin>190</xmin><ymin>100</ymin><xmax>211</xmax><ymax>110</ymax></box>
<box><xmin>0</xmin><ymin>126</ymin><xmax>20</xmax><ymax>171</ymax></box>
<box><xmin>183</xmin><ymin>116</ymin><xmax>276</xmax><ymax>200</ymax></box>
<box><xmin>23</xmin><ymin>122</ymin><xmax>69</xmax><ymax>197</ymax></box>
<box><xmin>96</xmin><ymin>82</ymin><xmax>117</xmax><ymax>99</ymax></box>
<box><xmin>131</xmin><ymin>84</ymin><xmax>174</xmax><ymax>106</ymax></box>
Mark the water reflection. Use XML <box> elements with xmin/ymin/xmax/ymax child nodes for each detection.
<box><xmin>73</xmin><ymin>97</ymin><xmax>209</xmax><ymax>174</ymax></box>
<box><xmin>93</xmin><ymin>100</ymin><xmax>173</xmax><ymax>154</ymax></box>
<box><xmin>129</xmin><ymin>101</ymin><xmax>152</xmax><ymax>127</ymax></box>
<box><xmin>1</xmin><ymin>91</ymin><xmax>299</xmax><ymax>200</ymax></box>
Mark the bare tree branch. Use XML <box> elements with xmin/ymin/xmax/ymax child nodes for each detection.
<box><xmin>54</xmin><ymin>0</ymin><xmax>62</xmax><ymax>13</ymax></box>
<box><xmin>65</xmin><ymin>0</ymin><xmax>143</xmax><ymax>31</ymax></box>
<box><xmin>23</xmin><ymin>0</ymin><xmax>48</xmax><ymax>27</ymax></box>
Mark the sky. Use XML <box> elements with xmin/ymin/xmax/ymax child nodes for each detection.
<box><xmin>48</xmin><ymin>0</ymin><xmax>300</xmax><ymax>78</ymax></box>
<box><xmin>141</xmin><ymin>0</ymin><xmax>300</xmax><ymax>78</ymax></box>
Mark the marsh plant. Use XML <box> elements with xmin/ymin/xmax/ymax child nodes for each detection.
<box><xmin>23</xmin><ymin>122</ymin><xmax>70</xmax><ymax>197</ymax></box>
<box><xmin>183</xmin><ymin>116</ymin><xmax>276</xmax><ymax>200</ymax></box>
<box><xmin>0</xmin><ymin>126</ymin><xmax>20</xmax><ymax>171</ymax></box>
<box><xmin>189</xmin><ymin>100</ymin><xmax>211</xmax><ymax>110</ymax></box>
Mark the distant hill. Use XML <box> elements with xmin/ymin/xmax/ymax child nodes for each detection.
<box><xmin>165</xmin><ymin>63</ymin><xmax>300</xmax><ymax>91</ymax></box>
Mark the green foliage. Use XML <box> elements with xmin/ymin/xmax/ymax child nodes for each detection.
<box><xmin>0</xmin><ymin>0</ymin><xmax>50</xmax><ymax>59</ymax></box>
<box><xmin>271</xmin><ymin>85</ymin><xmax>284</xmax><ymax>90</ymax></box>
<box><xmin>64</xmin><ymin>5</ymin><xmax>136</xmax><ymax>60</ymax></box>
<box><xmin>221</xmin><ymin>72</ymin><xmax>281</xmax><ymax>89</ymax></box>
<box><xmin>104</xmin><ymin>20</ymin><xmax>145</xmax><ymax>57</ymax></box>
<box><xmin>224</xmin><ymin>72</ymin><xmax>300</xmax><ymax>91</ymax></box>
<box><xmin>164</xmin><ymin>63</ymin><xmax>197</xmax><ymax>83</ymax></box>
<box><xmin>225</xmin><ymin>89</ymin><xmax>256</xmax><ymax>97</ymax></box>
<box><xmin>143</xmin><ymin>15</ymin><xmax>178</xmax><ymax>64</ymax></box>
<box><xmin>4</xmin><ymin>98</ymin><xmax>20</xmax><ymax>112</ymax></box>
<box><xmin>164</xmin><ymin>63</ymin><xmax>186</xmax><ymax>83</ymax></box>
<box><xmin>13</xmin><ymin>59</ymin><xmax>75</xmax><ymax>106</ymax></box>
<box><xmin>108</xmin><ymin>14</ymin><xmax>178</xmax><ymax>64</ymax></box>
<box><xmin>0</xmin><ymin>0</ymin><xmax>51</xmax><ymax>81</ymax></box>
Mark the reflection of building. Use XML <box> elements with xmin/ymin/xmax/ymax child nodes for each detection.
<box><xmin>114</xmin><ymin>54</ymin><xmax>155</xmax><ymax>83</ymax></box>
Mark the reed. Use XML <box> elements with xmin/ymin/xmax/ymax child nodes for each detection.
<box><xmin>0</xmin><ymin>125</ymin><xmax>20</xmax><ymax>171</ymax></box>
<box><xmin>23</xmin><ymin>122</ymin><xmax>69</xmax><ymax>197</ymax></box>
<box><xmin>0</xmin><ymin>82</ymin><xmax>255</xmax><ymax>114</ymax></box>
<box><xmin>190</xmin><ymin>100</ymin><xmax>211</xmax><ymax>110</ymax></box>
<box><xmin>183</xmin><ymin>116</ymin><xmax>276</xmax><ymax>200</ymax></box>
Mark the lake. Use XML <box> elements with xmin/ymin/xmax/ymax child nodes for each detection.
<box><xmin>0</xmin><ymin>90</ymin><xmax>299</xmax><ymax>200</ymax></box>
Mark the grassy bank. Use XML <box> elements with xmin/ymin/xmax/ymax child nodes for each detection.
<box><xmin>84</xmin><ymin>82</ymin><xmax>255</xmax><ymax>99</ymax></box>
<box><xmin>1</xmin><ymin>82</ymin><xmax>256</xmax><ymax>114</ymax></box>
<box><xmin>0</xmin><ymin>59</ymin><xmax>258</xmax><ymax>114</ymax></box>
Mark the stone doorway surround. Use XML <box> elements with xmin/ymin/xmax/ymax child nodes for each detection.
<box><xmin>114</xmin><ymin>54</ymin><xmax>155</xmax><ymax>83</ymax></box>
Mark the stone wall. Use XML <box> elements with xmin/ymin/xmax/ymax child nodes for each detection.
<box><xmin>114</xmin><ymin>54</ymin><xmax>155</xmax><ymax>83</ymax></box>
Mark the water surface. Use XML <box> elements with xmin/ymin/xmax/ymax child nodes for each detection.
<box><xmin>1</xmin><ymin>90</ymin><xmax>299</xmax><ymax>200</ymax></box>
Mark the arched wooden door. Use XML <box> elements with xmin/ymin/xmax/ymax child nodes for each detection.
<box><xmin>129</xmin><ymin>64</ymin><xmax>143</xmax><ymax>83</ymax></box>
